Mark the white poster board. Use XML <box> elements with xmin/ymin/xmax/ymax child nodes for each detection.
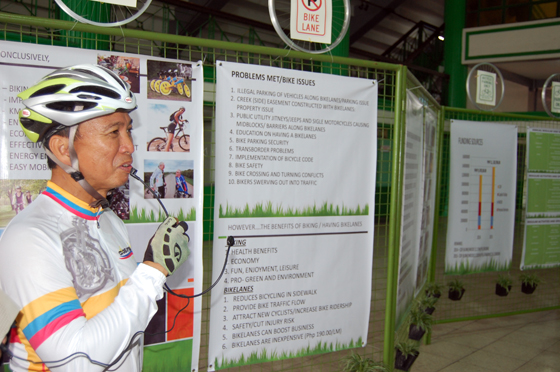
<box><xmin>208</xmin><ymin>61</ymin><xmax>377</xmax><ymax>370</ymax></box>
<box><xmin>0</xmin><ymin>40</ymin><xmax>204</xmax><ymax>372</ymax></box>
<box><xmin>522</xmin><ymin>127</ymin><xmax>560</xmax><ymax>269</ymax></box>
<box><xmin>395</xmin><ymin>91</ymin><xmax>424</xmax><ymax>325</ymax></box>
<box><xmin>446</xmin><ymin>120</ymin><xmax>517</xmax><ymax>274</ymax></box>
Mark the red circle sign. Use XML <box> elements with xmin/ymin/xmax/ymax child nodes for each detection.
<box><xmin>302</xmin><ymin>0</ymin><xmax>321</xmax><ymax>12</ymax></box>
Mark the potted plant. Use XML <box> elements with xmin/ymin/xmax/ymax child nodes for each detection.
<box><xmin>495</xmin><ymin>274</ymin><xmax>513</xmax><ymax>297</ymax></box>
<box><xmin>408</xmin><ymin>306</ymin><xmax>433</xmax><ymax>340</ymax></box>
<box><xmin>419</xmin><ymin>295</ymin><xmax>438</xmax><ymax>315</ymax></box>
<box><xmin>520</xmin><ymin>273</ymin><xmax>541</xmax><ymax>294</ymax></box>
<box><xmin>341</xmin><ymin>352</ymin><xmax>388</xmax><ymax>372</ymax></box>
<box><xmin>448</xmin><ymin>279</ymin><xmax>465</xmax><ymax>301</ymax></box>
<box><xmin>425</xmin><ymin>282</ymin><xmax>443</xmax><ymax>299</ymax></box>
<box><xmin>394</xmin><ymin>341</ymin><xmax>419</xmax><ymax>371</ymax></box>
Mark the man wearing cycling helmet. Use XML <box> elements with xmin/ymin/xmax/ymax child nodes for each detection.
<box><xmin>165</xmin><ymin>106</ymin><xmax>187</xmax><ymax>152</ymax></box>
<box><xmin>0</xmin><ymin>64</ymin><xmax>190</xmax><ymax>371</ymax></box>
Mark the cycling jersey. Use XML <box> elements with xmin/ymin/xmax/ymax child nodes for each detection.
<box><xmin>0</xmin><ymin>182</ymin><xmax>165</xmax><ymax>372</ymax></box>
<box><xmin>176</xmin><ymin>175</ymin><xmax>189</xmax><ymax>194</ymax></box>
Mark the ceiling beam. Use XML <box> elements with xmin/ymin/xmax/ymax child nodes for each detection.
<box><xmin>349</xmin><ymin>0</ymin><xmax>409</xmax><ymax>45</ymax></box>
<box><xmin>157</xmin><ymin>0</ymin><xmax>277</xmax><ymax>34</ymax></box>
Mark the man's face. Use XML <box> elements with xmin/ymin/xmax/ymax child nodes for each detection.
<box><xmin>159</xmin><ymin>163</ymin><xmax>165</xmax><ymax>171</ymax></box>
<box><xmin>176</xmin><ymin>171</ymin><xmax>181</xmax><ymax>176</ymax></box>
<box><xmin>73</xmin><ymin>112</ymin><xmax>134</xmax><ymax>197</ymax></box>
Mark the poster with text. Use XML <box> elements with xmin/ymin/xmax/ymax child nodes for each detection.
<box><xmin>416</xmin><ymin>107</ymin><xmax>438</xmax><ymax>292</ymax></box>
<box><xmin>208</xmin><ymin>61</ymin><xmax>377</xmax><ymax>370</ymax></box>
<box><xmin>395</xmin><ymin>91</ymin><xmax>424</xmax><ymax>326</ymax></box>
<box><xmin>0</xmin><ymin>40</ymin><xmax>204</xmax><ymax>372</ymax></box>
<box><xmin>522</xmin><ymin>127</ymin><xmax>560</xmax><ymax>269</ymax></box>
<box><xmin>445</xmin><ymin>120</ymin><xmax>517</xmax><ymax>274</ymax></box>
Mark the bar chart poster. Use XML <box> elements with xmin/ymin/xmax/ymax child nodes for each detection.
<box><xmin>445</xmin><ymin>120</ymin><xmax>517</xmax><ymax>274</ymax></box>
<box><xmin>522</xmin><ymin>128</ymin><xmax>560</xmax><ymax>269</ymax></box>
<box><xmin>208</xmin><ymin>61</ymin><xmax>377</xmax><ymax>370</ymax></box>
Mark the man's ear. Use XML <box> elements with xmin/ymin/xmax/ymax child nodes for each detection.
<box><xmin>48</xmin><ymin>135</ymin><xmax>72</xmax><ymax>167</ymax></box>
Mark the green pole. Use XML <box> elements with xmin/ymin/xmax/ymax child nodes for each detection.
<box><xmin>383</xmin><ymin>65</ymin><xmax>406</xmax><ymax>368</ymax></box>
<box><xmin>444</xmin><ymin>0</ymin><xmax>467</xmax><ymax>108</ymax></box>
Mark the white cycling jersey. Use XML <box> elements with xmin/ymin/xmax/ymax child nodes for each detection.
<box><xmin>0</xmin><ymin>181</ymin><xmax>165</xmax><ymax>372</ymax></box>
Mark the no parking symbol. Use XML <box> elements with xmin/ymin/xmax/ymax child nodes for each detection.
<box><xmin>290</xmin><ymin>0</ymin><xmax>332</xmax><ymax>43</ymax></box>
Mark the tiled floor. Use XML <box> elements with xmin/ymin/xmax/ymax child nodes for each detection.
<box><xmin>413</xmin><ymin>309</ymin><xmax>560</xmax><ymax>372</ymax></box>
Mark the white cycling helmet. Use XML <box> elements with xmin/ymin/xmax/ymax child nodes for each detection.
<box><xmin>18</xmin><ymin>64</ymin><xmax>136</xmax><ymax>143</ymax></box>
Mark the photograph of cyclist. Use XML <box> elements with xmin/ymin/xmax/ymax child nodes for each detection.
<box><xmin>146</xmin><ymin>60</ymin><xmax>192</xmax><ymax>101</ymax></box>
<box><xmin>0</xmin><ymin>180</ymin><xmax>48</xmax><ymax>227</ymax></box>
<box><xmin>146</xmin><ymin>103</ymin><xmax>190</xmax><ymax>152</ymax></box>
<box><xmin>97</xmin><ymin>54</ymin><xmax>140</xmax><ymax>93</ymax></box>
<box><xmin>0</xmin><ymin>64</ymin><xmax>190</xmax><ymax>371</ymax></box>
<box><xmin>165</xmin><ymin>107</ymin><xmax>187</xmax><ymax>152</ymax></box>
<box><xmin>150</xmin><ymin>162</ymin><xmax>167</xmax><ymax>198</ymax></box>
<box><xmin>175</xmin><ymin>169</ymin><xmax>192</xmax><ymax>198</ymax></box>
<box><xmin>144</xmin><ymin>160</ymin><xmax>194</xmax><ymax>199</ymax></box>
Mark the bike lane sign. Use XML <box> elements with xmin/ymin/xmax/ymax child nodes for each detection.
<box><xmin>290</xmin><ymin>0</ymin><xmax>332</xmax><ymax>44</ymax></box>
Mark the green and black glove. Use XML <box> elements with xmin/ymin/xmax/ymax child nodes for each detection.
<box><xmin>144</xmin><ymin>217</ymin><xmax>190</xmax><ymax>276</ymax></box>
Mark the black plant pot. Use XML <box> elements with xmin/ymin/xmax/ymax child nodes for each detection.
<box><xmin>394</xmin><ymin>349</ymin><xmax>419</xmax><ymax>371</ymax></box>
<box><xmin>521</xmin><ymin>283</ymin><xmax>537</xmax><ymax>294</ymax></box>
<box><xmin>495</xmin><ymin>284</ymin><xmax>512</xmax><ymax>297</ymax></box>
<box><xmin>408</xmin><ymin>324</ymin><xmax>426</xmax><ymax>341</ymax></box>
<box><xmin>426</xmin><ymin>290</ymin><xmax>441</xmax><ymax>299</ymax></box>
<box><xmin>424</xmin><ymin>306</ymin><xmax>435</xmax><ymax>315</ymax></box>
<box><xmin>448</xmin><ymin>288</ymin><xmax>465</xmax><ymax>301</ymax></box>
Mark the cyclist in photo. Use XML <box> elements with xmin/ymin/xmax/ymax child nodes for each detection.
<box><xmin>25</xmin><ymin>190</ymin><xmax>33</xmax><ymax>205</ymax></box>
<box><xmin>175</xmin><ymin>169</ymin><xmax>191</xmax><ymax>198</ymax></box>
<box><xmin>11</xmin><ymin>186</ymin><xmax>25</xmax><ymax>214</ymax></box>
<box><xmin>165</xmin><ymin>107</ymin><xmax>187</xmax><ymax>152</ymax></box>
<box><xmin>150</xmin><ymin>162</ymin><xmax>166</xmax><ymax>198</ymax></box>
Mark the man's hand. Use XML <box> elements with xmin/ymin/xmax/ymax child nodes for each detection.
<box><xmin>144</xmin><ymin>217</ymin><xmax>190</xmax><ymax>276</ymax></box>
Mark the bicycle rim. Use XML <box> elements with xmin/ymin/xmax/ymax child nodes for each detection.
<box><xmin>147</xmin><ymin>137</ymin><xmax>166</xmax><ymax>151</ymax></box>
<box><xmin>178</xmin><ymin>135</ymin><xmax>190</xmax><ymax>151</ymax></box>
<box><xmin>54</xmin><ymin>0</ymin><xmax>152</xmax><ymax>27</ymax></box>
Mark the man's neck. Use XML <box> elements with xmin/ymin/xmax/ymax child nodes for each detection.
<box><xmin>50</xmin><ymin>167</ymin><xmax>100</xmax><ymax>206</ymax></box>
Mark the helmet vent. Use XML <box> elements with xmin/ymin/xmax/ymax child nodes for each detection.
<box><xmin>77</xmin><ymin>94</ymin><xmax>102</xmax><ymax>100</ymax></box>
<box><xmin>46</xmin><ymin>101</ymin><xmax>99</xmax><ymax>112</ymax></box>
<box><xmin>73</xmin><ymin>68</ymin><xmax>107</xmax><ymax>83</ymax></box>
<box><xmin>29</xmin><ymin>84</ymin><xmax>65</xmax><ymax>98</ymax></box>
<box><xmin>70</xmin><ymin>85</ymin><xmax>120</xmax><ymax>99</ymax></box>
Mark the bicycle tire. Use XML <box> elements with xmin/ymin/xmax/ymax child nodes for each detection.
<box><xmin>148</xmin><ymin>137</ymin><xmax>166</xmax><ymax>151</ymax></box>
<box><xmin>178</xmin><ymin>135</ymin><xmax>190</xmax><ymax>151</ymax></box>
<box><xmin>177</xmin><ymin>83</ymin><xmax>184</xmax><ymax>96</ymax></box>
<box><xmin>184</xmin><ymin>83</ymin><xmax>191</xmax><ymax>98</ymax></box>
<box><xmin>160</xmin><ymin>81</ymin><xmax>172</xmax><ymax>96</ymax></box>
<box><xmin>54</xmin><ymin>0</ymin><xmax>152</xmax><ymax>27</ymax></box>
<box><xmin>150</xmin><ymin>79</ymin><xmax>156</xmax><ymax>91</ymax></box>
<box><xmin>154</xmin><ymin>80</ymin><xmax>162</xmax><ymax>93</ymax></box>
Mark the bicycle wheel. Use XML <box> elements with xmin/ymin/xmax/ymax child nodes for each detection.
<box><xmin>54</xmin><ymin>0</ymin><xmax>152</xmax><ymax>27</ymax></box>
<box><xmin>154</xmin><ymin>79</ymin><xmax>162</xmax><ymax>93</ymax></box>
<box><xmin>177</xmin><ymin>83</ymin><xmax>184</xmax><ymax>96</ymax></box>
<box><xmin>268</xmin><ymin>0</ymin><xmax>350</xmax><ymax>54</ymax></box>
<box><xmin>178</xmin><ymin>135</ymin><xmax>190</xmax><ymax>151</ymax></box>
<box><xmin>183</xmin><ymin>83</ymin><xmax>191</xmax><ymax>98</ymax></box>
<box><xmin>147</xmin><ymin>137</ymin><xmax>166</xmax><ymax>151</ymax></box>
<box><xmin>542</xmin><ymin>73</ymin><xmax>560</xmax><ymax>119</ymax></box>
<box><xmin>466</xmin><ymin>62</ymin><xmax>504</xmax><ymax>111</ymax></box>
<box><xmin>150</xmin><ymin>79</ymin><xmax>156</xmax><ymax>91</ymax></box>
<box><xmin>160</xmin><ymin>81</ymin><xmax>172</xmax><ymax>96</ymax></box>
